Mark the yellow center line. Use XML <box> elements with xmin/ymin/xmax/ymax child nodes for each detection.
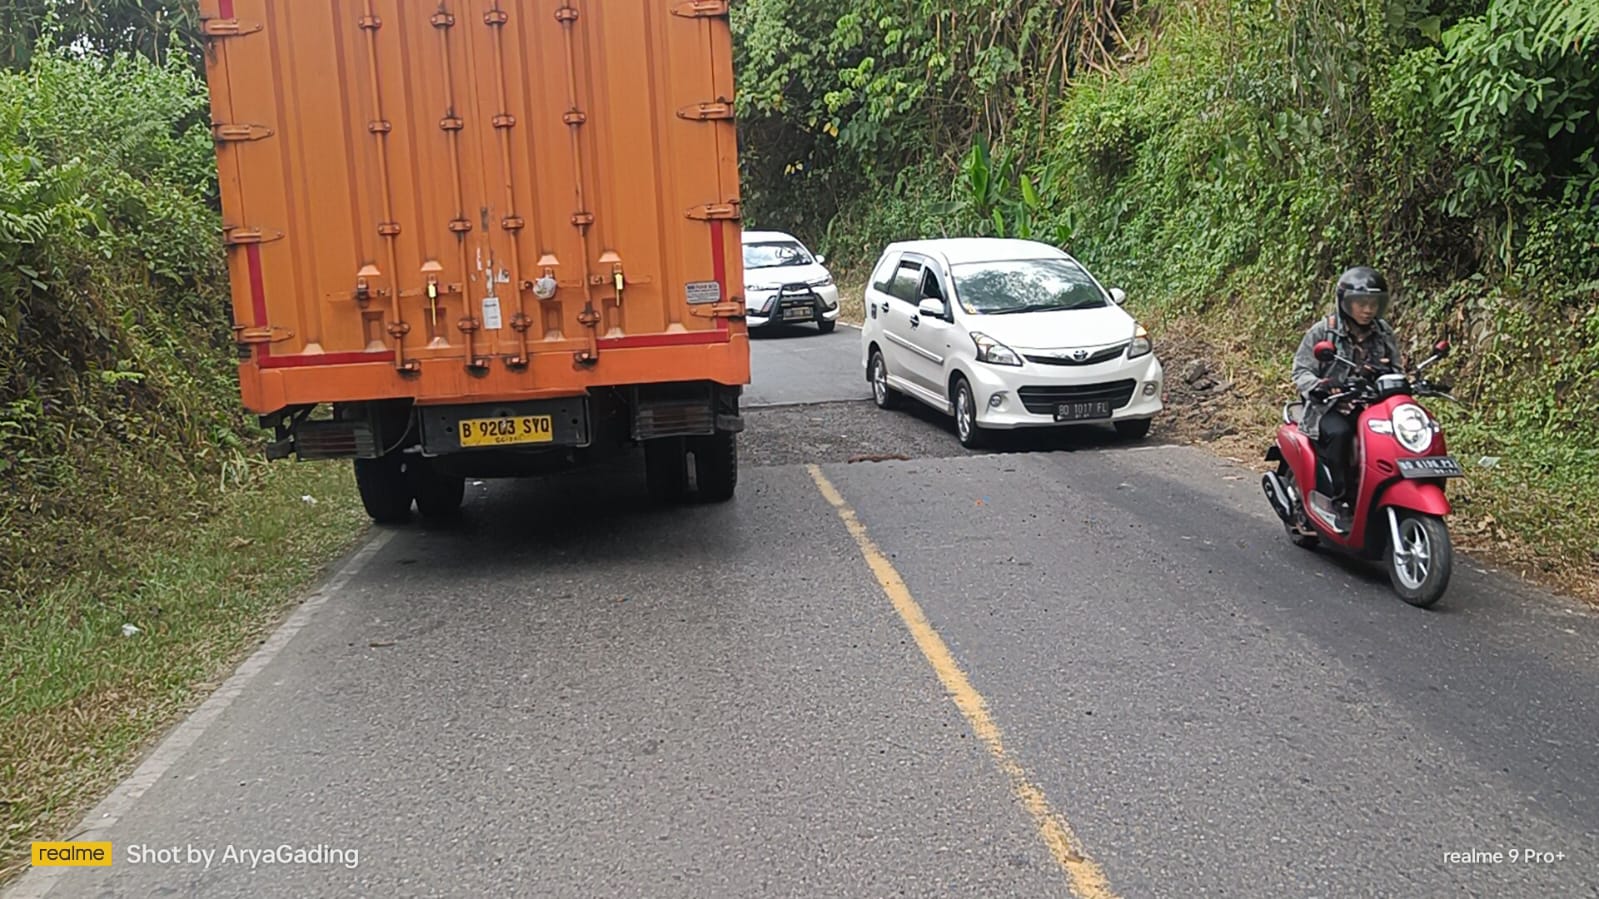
<box><xmin>807</xmin><ymin>464</ymin><xmax>1118</xmax><ymax>899</ymax></box>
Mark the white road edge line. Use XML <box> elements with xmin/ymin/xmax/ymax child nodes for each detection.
<box><xmin>4</xmin><ymin>529</ymin><xmax>395</xmax><ymax>899</ymax></box>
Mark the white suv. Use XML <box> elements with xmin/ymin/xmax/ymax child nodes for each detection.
<box><xmin>741</xmin><ymin>230</ymin><xmax>841</xmax><ymax>333</ymax></box>
<box><xmin>859</xmin><ymin>238</ymin><xmax>1164</xmax><ymax>447</ymax></box>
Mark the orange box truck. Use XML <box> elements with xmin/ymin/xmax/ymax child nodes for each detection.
<box><xmin>198</xmin><ymin>0</ymin><xmax>750</xmax><ymax>521</ymax></box>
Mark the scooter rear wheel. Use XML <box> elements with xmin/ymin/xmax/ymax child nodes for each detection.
<box><xmin>1387</xmin><ymin>511</ymin><xmax>1452</xmax><ymax>608</ymax></box>
<box><xmin>1277</xmin><ymin>460</ymin><xmax>1319</xmax><ymax>548</ymax></box>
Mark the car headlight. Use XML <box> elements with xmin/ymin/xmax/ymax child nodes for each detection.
<box><xmin>971</xmin><ymin>332</ymin><xmax>1022</xmax><ymax>367</ymax></box>
<box><xmin>1128</xmin><ymin>325</ymin><xmax>1152</xmax><ymax>359</ymax></box>
<box><xmin>808</xmin><ymin>275</ymin><xmax>834</xmax><ymax>288</ymax></box>
<box><xmin>747</xmin><ymin>283</ymin><xmax>781</xmax><ymax>293</ymax></box>
<box><xmin>1391</xmin><ymin>404</ymin><xmax>1434</xmax><ymax>453</ymax></box>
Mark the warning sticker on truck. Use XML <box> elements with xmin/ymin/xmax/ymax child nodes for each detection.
<box><xmin>685</xmin><ymin>281</ymin><xmax>722</xmax><ymax>305</ymax></box>
<box><xmin>482</xmin><ymin>296</ymin><xmax>504</xmax><ymax>330</ymax></box>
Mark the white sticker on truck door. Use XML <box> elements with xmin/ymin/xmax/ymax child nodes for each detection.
<box><xmin>482</xmin><ymin>296</ymin><xmax>503</xmax><ymax>330</ymax></box>
<box><xmin>685</xmin><ymin>281</ymin><xmax>722</xmax><ymax>305</ymax></box>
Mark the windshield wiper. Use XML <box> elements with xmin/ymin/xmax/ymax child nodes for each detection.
<box><xmin>987</xmin><ymin>303</ymin><xmax>1058</xmax><ymax>314</ymax></box>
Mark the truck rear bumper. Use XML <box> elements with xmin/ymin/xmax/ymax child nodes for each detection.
<box><xmin>241</xmin><ymin>334</ymin><xmax>751</xmax><ymax>415</ymax></box>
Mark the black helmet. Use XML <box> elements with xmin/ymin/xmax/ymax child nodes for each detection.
<box><xmin>1336</xmin><ymin>266</ymin><xmax>1389</xmax><ymax>321</ymax></box>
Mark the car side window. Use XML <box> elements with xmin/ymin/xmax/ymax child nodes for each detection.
<box><xmin>887</xmin><ymin>260</ymin><xmax>923</xmax><ymax>303</ymax></box>
<box><xmin>869</xmin><ymin>253</ymin><xmax>899</xmax><ymax>294</ymax></box>
<box><xmin>919</xmin><ymin>269</ymin><xmax>948</xmax><ymax>306</ymax></box>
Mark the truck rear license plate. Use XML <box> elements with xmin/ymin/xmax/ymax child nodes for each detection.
<box><xmin>458</xmin><ymin>416</ymin><xmax>555</xmax><ymax>448</ymax></box>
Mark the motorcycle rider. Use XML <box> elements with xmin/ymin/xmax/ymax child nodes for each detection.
<box><xmin>1291</xmin><ymin>266</ymin><xmax>1404</xmax><ymax>528</ymax></box>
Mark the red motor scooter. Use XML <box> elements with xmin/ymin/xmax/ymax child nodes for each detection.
<box><xmin>1262</xmin><ymin>339</ymin><xmax>1463</xmax><ymax>607</ymax></box>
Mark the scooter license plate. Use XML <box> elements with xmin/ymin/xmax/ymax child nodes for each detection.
<box><xmin>1397</xmin><ymin>455</ymin><xmax>1465</xmax><ymax>478</ymax></box>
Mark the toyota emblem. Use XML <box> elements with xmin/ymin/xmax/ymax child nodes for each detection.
<box><xmin>1069</xmin><ymin>349</ymin><xmax>1090</xmax><ymax>362</ymax></box>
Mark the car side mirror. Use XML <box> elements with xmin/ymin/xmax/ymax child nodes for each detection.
<box><xmin>815</xmin><ymin>254</ymin><xmax>826</xmax><ymax>265</ymax></box>
<box><xmin>917</xmin><ymin>298</ymin><xmax>945</xmax><ymax>318</ymax></box>
<box><xmin>1313</xmin><ymin>339</ymin><xmax>1337</xmax><ymax>363</ymax></box>
<box><xmin>1109</xmin><ymin>287</ymin><xmax>1126</xmax><ymax>305</ymax></box>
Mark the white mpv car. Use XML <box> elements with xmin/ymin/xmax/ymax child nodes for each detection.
<box><xmin>741</xmin><ymin>230</ymin><xmax>842</xmax><ymax>333</ymax></box>
<box><xmin>859</xmin><ymin>238</ymin><xmax>1164</xmax><ymax>447</ymax></box>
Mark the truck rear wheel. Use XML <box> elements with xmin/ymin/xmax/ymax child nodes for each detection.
<box><xmin>693</xmin><ymin>431</ymin><xmax>738</xmax><ymax>503</ymax></box>
<box><xmin>410</xmin><ymin>457</ymin><xmax>465</xmax><ymax>521</ymax></box>
<box><xmin>353</xmin><ymin>455</ymin><xmax>413</xmax><ymax>524</ymax></box>
<box><xmin>645</xmin><ymin>437</ymin><xmax>690</xmax><ymax>503</ymax></box>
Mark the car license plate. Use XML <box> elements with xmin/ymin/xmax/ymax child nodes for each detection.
<box><xmin>783</xmin><ymin>305</ymin><xmax>813</xmax><ymax>321</ymax></box>
<box><xmin>457</xmin><ymin>415</ymin><xmax>555</xmax><ymax>448</ymax></box>
<box><xmin>1055</xmin><ymin>401</ymin><xmax>1112</xmax><ymax>422</ymax></box>
<box><xmin>1397</xmin><ymin>455</ymin><xmax>1465</xmax><ymax>478</ymax></box>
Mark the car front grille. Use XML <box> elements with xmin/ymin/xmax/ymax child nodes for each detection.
<box><xmin>1023</xmin><ymin>342</ymin><xmax>1130</xmax><ymax>366</ymax></box>
<box><xmin>1018</xmin><ymin>380</ymin><xmax>1139</xmax><ymax>414</ymax></box>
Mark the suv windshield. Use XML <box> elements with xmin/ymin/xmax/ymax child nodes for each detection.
<box><xmin>743</xmin><ymin>241</ymin><xmax>814</xmax><ymax>269</ymax></box>
<box><xmin>951</xmin><ymin>258</ymin><xmax>1108</xmax><ymax>314</ymax></box>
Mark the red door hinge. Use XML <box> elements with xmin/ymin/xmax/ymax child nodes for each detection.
<box><xmin>201</xmin><ymin>18</ymin><xmax>262</xmax><ymax>38</ymax></box>
<box><xmin>224</xmin><ymin>227</ymin><xmax>285</xmax><ymax>246</ymax></box>
<box><xmin>212</xmin><ymin>123</ymin><xmax>275</xmax><ymax>142</ymax></box>
<box><xmin>686</xmin><ymin>203</ymin><xmax>741</xmax><ymax>221</ymax></box>
<box><xmin>677</xmin><ymin>101</ymin><xmax>735</xmax><ymax>122</ymax></box>
<box><xmin>672</xmin><ymin>0</ymin><xmax>730</xmax><ymax>17</ymax></box>
<box><xmin>233</xmin><ymin>325</ymin><xmax>295</xmax><ymax>345</ymax></box>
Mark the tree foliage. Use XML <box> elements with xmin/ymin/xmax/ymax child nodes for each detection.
<box><xmin>0</xmin><ymin>0</ymin><xmax>199</xmax><ymax>71</ymax></box>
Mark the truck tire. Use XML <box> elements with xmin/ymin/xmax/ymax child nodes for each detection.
<box><xmin>693</xmin><ymin>431</ymin><xmax>738</xmax><ymax>503</ymax></box>
<box><xmin>645</xmin><ymin>437</ymin><xmax>690</xmax><ymax>503</ymax></box>
<box><xmin>410</xmin><ymin>457</ymin><xmax>465</xmax><ymax>521</ymax></box>
<box><xmin>353</xmin><ymin>455</ymin><xmax>413</xmax><ymax>524</ymax></box>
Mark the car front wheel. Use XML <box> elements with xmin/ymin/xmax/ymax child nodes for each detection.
<box><xmin>953</xmin><ymin>377</ymin><xmax>986</xmax><ymax>449</ymax></box>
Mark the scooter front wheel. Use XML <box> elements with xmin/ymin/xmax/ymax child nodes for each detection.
<box><xmin>1387</xmin><ymin>511</ymin><xmax>1452</xmax><ymax>608</ymax></box>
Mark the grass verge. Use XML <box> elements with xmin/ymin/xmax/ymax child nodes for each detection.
<box><xmin>0</xmin><ymin>460</ymin><xmax>366</xmax><ymax>884</ymax></box>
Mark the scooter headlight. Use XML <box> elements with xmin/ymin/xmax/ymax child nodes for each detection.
<box><xmin>1391</xmin><ymin>404</ymin><xmax>1434</xmax><ymax>453</ymax></box>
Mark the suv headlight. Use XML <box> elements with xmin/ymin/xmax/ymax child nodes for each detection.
<box><xmin>808</xmin><ymin>275</ymin><xmax>834</xmax><ymax>288</ymax></box>
<box><xmin>971</xmin><ymin>332</ymin><xmax>1022</xmax><ymax>367</ymax></box>
<box><xmin>1128</xmin><ymin>325</ymin><xmax>1152</xmax><ymax>359</ymax></box>
<box><xmin>1391</xmin><ymin>404</ymin><xmax>1434</xmax><ymax>453</ymax></box>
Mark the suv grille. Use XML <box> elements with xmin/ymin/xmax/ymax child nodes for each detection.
<box><xmin>1018</xmin><ymin>380</ymin><xmax>1138</xmax><ymax>415</ymax></box>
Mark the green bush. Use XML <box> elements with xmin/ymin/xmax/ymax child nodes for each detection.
<box><xmin>733</xmin><ymin>1</ymin><xmax>1599</xmax><ymax>567</ymax></box>
<box><xmin>0</xmin><ymin>51</ymin><xmax>247</xmax><ymax>604</ymax></box>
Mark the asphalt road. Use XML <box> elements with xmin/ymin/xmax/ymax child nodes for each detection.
<box><xmin>13</xmin><ymin>329</ymin><xmax>1599</xmax><ymax>898</ymax></box>
<box><xmin>746</xmin><ymin>324</ymin><xmax>872</xmax><ymax>407</ymax></box>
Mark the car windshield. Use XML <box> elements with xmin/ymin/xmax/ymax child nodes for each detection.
<box><xmin>743</xmin><ymin>241</ymin><xmax>814</xmax><ymax>269</ymax></box>
<box><xmin>950</xmin><ymin>258</ymin><xmax>1108</xmax><ymax>314</ymax></box>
